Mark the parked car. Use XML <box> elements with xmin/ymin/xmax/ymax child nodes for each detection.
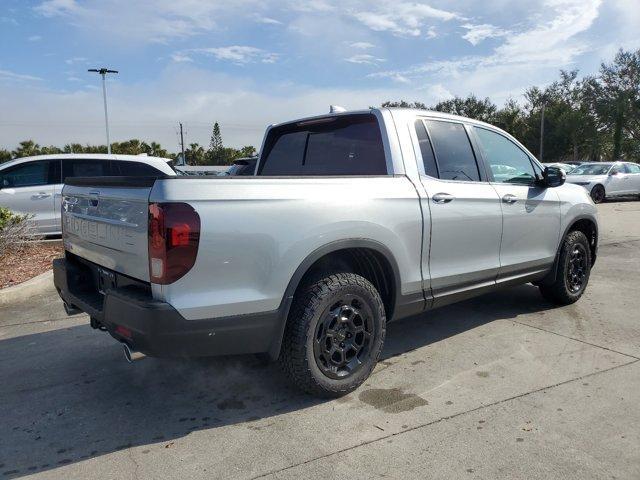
<box><xmin>565</xmin><ymin>161</ymin><xmax>640</xmax><ymax>203</ymax></box>
<box><xmin>544</xmin><ymin>162</ymin><xmax>576</xmax><ymax>173</ymax></box>
<box><xmin>223</xmin><ymin>157</ymin><xmax>258</xmax><ymax>176</ymax></box>
<box><xmin>563</xmin><ymin>161</ymin><xmax>585</xmax><ymax>167</ymax></box>
<box><xmin>0</xmin><ymin>154</ymin><xmax>177</xmax><ymax>235</ymax></box>
<box><xmin>53</xmin><ymin>108</ymin><xmax>598</xmax><ymax>397</ymax></box>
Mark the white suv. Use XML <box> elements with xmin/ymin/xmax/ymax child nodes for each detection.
<box><xmin>0</xmin><ymin>154</ymin><xmax>177</xmax><ymax>235</ymax></box>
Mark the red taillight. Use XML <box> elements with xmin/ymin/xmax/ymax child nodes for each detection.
<box><xmin>148</xmin><ymin>202</ymin><xmax>200</xmax><ymax>284</ymax></box>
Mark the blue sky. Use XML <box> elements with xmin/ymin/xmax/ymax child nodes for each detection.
<box><xmin>0</xmin><ymin>0</ymin><xmax>638</xmax><ymax>151</ymax></box>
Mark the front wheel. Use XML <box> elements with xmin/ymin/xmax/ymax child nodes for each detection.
<box><xmin>590</xmin><ymin>184</ymin><xmax>605</xmax><ymax>203</ymax></box>
<box><xmin>279</xmin><ymin>272</ymin><xmax>386</xmax><ymax>397</ymax></box>
<box><xmin>539</xmin><ymin>230</ymin><xmax>591</xmax><ymax>305</ymax></box>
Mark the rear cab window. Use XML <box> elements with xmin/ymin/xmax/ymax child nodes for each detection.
<box><xmin>258</xmin><ymin>114</ymin><xmax>388</xmax><ymax>176</ymax></box>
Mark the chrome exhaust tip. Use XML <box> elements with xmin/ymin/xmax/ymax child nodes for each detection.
<box><xmin>122</xmin><ymin>343</ymin><xmax>146</xmax><ymax>363</ymax></box>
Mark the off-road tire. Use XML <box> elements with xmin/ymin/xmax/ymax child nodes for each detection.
<box><xmin>539</xmin><ymin>230</ymin><xmax>591</xmax><ymax>305</ymax></box>
<box><xmin>279</xmin><ymin>273</ymin><xmax>386</xmax><ymax>397</ymax></box>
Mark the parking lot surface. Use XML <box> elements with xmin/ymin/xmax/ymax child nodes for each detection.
<box><xmin>1</xmin><ymin>201</ymin><xmax>639</xmax><ymax>479</ymax></box>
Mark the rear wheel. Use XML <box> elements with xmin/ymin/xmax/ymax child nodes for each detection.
<box><xmin>590</xmin><ymin>184</ymin><xmax>605</xmax><ymax>203</ymax></box>
<box><xmin>279</xmin><ymin>272</ymin><xmax>386</xmax><ymax>397</ymax></box>
<box><xmin>539</xmin><ymin>230</ymin><xmax>591</xmax><ymax>305</ymax></box>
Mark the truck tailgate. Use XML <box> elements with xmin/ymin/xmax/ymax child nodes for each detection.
<box><xmin>62</xmin><ymin>179</ymin><xmax>151</xmax><ymax>282</ymax></box>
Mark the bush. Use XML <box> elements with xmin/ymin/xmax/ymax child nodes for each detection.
<box><xmin>0</xmin><ymin>207</ymin><xmax>36</xmax><ymax>256</ymax></box>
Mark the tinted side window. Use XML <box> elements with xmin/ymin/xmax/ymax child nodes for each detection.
<box><xmin>62</xmin><ymin>159</ymin><xmax>109</xmax><ymax>181</ymax></box>
<box><xmin>414</xmin><ymin>120</ymin><xmax>438</xmax><ymax>178</ymax></box>
<box><xmin>473</xmin><ymin>127</ymin><xmax>536</xmax><ymax>185</ymax></box>
<box><xmin>259</xmin><ymin>114</ymin><xmax>387</xmax><ymax>176</ymax></box>
<box><xmin>425</xmin><ymin>120</ymin><xmax>480</xmax><ymax>181</ymax></box>
<box><xmin>626</xmin><ymin>163</ymin><xmax>640</xmax><ymax>174</ymax></box>
<box><xmin>113</xmin><ymin>161</ymin><xmax>164</xmax><ymax>176</ymax></box>
<box><xmin>1</xmin><ymin>160</ymin><xmax>57</xmax><ymax>188</ymax></box>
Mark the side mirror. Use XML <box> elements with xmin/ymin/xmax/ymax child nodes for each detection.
<box><xmin>541</xmin><ymin>166</ymin><xmax>566</xmax><ymax>188</ymax></box>
<box><xmin>609</xmin><ymin>169</ymin><xmax>618</xmax><ymax>176</ymax></box>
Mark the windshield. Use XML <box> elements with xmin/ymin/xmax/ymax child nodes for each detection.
<box><xmin>570</xmin><ymin>164</ymin><xmax>612</xmax><ymax>175</ymax></box>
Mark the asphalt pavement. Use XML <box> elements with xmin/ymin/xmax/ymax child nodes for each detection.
<box><xmin>0</xmin><ymin>201</ymin><xmax>638</xmax><ymax>479</ymax></box>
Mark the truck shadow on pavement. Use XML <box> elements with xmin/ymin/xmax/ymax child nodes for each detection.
<box><xmin>0</xmin><ymin>284</ymin><xmax>553</xmax><ymax>478</ymax></box>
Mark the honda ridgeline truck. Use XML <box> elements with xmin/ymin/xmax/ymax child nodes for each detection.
<box><xmin>53</xmin><ymin>108</ymin><xmax>598</xmax><ymax>397</ymax></box>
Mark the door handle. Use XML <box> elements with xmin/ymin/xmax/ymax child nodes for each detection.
<box><xmin>502</xmin><ymin>194</ymin><xmax>517</xmax><ymax>204</ymax></box>
<box><xmin>32</xmin><ymin>192</ymin><xmax>51</xmax><ymax>199</ymax></box>
<box><xmin>432</xmin><ymin>193</ymin><xmax>455</xmax><ymax>204</ymax></box>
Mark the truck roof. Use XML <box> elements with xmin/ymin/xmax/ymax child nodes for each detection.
<box><xmin>269</xmin><ymin>107</ymin><xmax>498</xmax><ymax>131</ymax></box>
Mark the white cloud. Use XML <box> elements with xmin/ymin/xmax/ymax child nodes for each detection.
<box><xmin>34</xmin><ymin>0</ymin><xmax>81</xmax><ymax>17</ymax></box>
<box><xmin>65</xmin><ymin>56</ymin><xmax>87</xmax><ymax>65</ymax></box>
<box><xmin>255</xmin><ymin>16</ymin><xmax>282</xmax><ymax>25</ymax></box>
<box><xmin>494</xmin><ymin>0</ymin><xmax>602</xmax><ymax>64</ymax></box>
<box><xmin>0</xmin><ymin>69</ymin><xmax>42</xmax><ymax>83</ymax></box>
<box><xmin>349</xmin><ymin>41</ymin><xmax>375</xmax><ymax>50</ymax></box>
<box><xmin>33</xmin><ymin>0</ymin><xmax>264</xmax><ymax>44</ymax></box>
<box><xmin>185</xmin><ymin>46</ymin><xmax>279</xmax><ymax>65</ymax></box>
<box><xmin>354</xmin><ymin>2</ymin><xmax>459</xmax><ymax>37</ymax></box>
<box><xmin>461</xmin><ymin>23</ymin><xmax>508</xmax><ymax>46</ymax></box>
<box><xmin>345</xmin><ymin>54</ymin><xmax>385</xmax><ymax>65</ymax></box>
<box><xmin>0</xmin><ymin>65</ymin><xmax>426</xmax><ymax>150</ymax></box>
<box><xmin>426</xmin><ymin>83</ymin><xmax>454</xmax><ymax>101</ymax></box>
<box><xmin>170</xmin><ymin>53</ymin><xmax>193</xmax><ymax>63</ymax></box>
<box><xmin>370</xmin><ymin>0</ymin><xmax>602</xmax><ymax>98</ymax></box>
<box><xmin>28</xmin><ymin>35</ymin><xmax>42</xmax><ymax>42</ymax></box>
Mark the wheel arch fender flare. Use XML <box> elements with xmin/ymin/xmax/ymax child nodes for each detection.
<box><xmin>543</xmin><ymin>215</ymin><xmax>598</xmax><ymax>285</ymax></box>
<box><xmin>267</xmin><ymin>238</ymin><xmax>402</xmax><ymax>360</ymax></box>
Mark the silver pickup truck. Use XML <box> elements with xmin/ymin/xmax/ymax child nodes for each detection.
<box><xmin>53</xmin><ymin>108</ymin><xmax>598</xmax><ymax>397</ymax></box>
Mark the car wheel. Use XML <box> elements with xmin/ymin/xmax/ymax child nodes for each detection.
<box><xmin>279</xmin><ymin>272</ymin><xmax>386</xmax><ymax>397</ymax></box>
<box><xmin>539</xmin><ymin>230</ymin><xmax>591</xmax><ymax>305</ymax></box>
<box><xmin>590</xmin><ymin>184</ymin><xmax>605</xmax><ymax>203</ymax></box>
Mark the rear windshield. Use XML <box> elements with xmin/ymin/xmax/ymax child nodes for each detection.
<box><xmin>258</xmin><ymin>114</ymin><xmax>387</xmax><ymax>176</ymax></box>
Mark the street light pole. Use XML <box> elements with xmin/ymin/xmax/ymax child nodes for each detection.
<box><xmin>88</xmin><ymin>68</ymin><xmax>118</xmax><ymax>154</ymax></box>
<box><xmin>539</xmin><ymin>101</ymin><xmax>546</xmax><ymax>163</ymax></box>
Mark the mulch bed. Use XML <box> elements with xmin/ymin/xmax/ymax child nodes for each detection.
<box><xmin>0</xmin><ymin>241</ymin><xmax>63</xmax><ymax>289</ymax></box>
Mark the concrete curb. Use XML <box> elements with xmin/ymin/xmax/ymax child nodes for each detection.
<box><xmin>0</xmin><ymin>269</ymin><xmax>54</xmax><ymax>306</ymax></box>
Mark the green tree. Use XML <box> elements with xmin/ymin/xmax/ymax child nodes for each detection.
<box><xmin>432</xmin><ymin>95</ymin><xmax>497</xmax><ymax>123</ymax></box>
<box><xmin>239</xmin><ymin>146</ymin><xmax>256</xmax><ymax>157</ymax></box>
<box><xmin>591</xmin><ymin>49</ymin><xmax>640</xmax><ymax>160</ymax></box>
<box><xmin>381</xmin><ymin>100</ymin><xmax>428</xmax><ymax>109</ymax></box>
<box><xmin>0</xmin><ymin>149</ymin><xmax>12</xmax><ymax>163</ymax></box>
<box><xmin>185</xmin><ymin>143</ymin><xmax>207</xmax><ymax>165</ymax></box>
<box><xmin>12</xmin><ymin>140</ymin><xmax>41</xmax><ymax>158</ymax></box>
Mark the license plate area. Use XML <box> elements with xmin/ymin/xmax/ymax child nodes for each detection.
<box><xmin>97</xmin><ymin>267</ymin><xmax>117</xmax><ymax>295</ymax></box>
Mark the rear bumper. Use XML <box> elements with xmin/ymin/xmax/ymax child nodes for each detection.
<box><xmin>53</xmin><ymin>257</ymin><xmax>283</xmax><ymax>358</ymax></box>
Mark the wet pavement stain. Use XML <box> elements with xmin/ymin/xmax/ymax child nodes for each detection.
<box><xmin>358</xmin><ymin>388</ymin><xmax>428</xmax><ymax>413</ymax></box>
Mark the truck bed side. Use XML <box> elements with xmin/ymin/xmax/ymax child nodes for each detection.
<box><xmin>150</xmin><ymin>175</ymin><xmax>423</xmax><ymax>320</ymax></box>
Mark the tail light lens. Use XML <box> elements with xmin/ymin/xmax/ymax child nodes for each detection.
<box><xmin>148</xmin><ymin>202</ymin><xmax>200</xmax><ymax>284</ymax></box>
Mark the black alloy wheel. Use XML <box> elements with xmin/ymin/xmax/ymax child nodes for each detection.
<box><xmin>566</xmin><ymin>243</ymin><xmax>588</xmax><ymax>293</ymax></box>
<box><xmin>313</xmin><ymin>294</ymin><xmax>375</xmax><ymax>379</ymax></box>
<box><xmin>591</xmin><ymin>185</ymin><xmax>605</xmax><ymax>203</ymax></box>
